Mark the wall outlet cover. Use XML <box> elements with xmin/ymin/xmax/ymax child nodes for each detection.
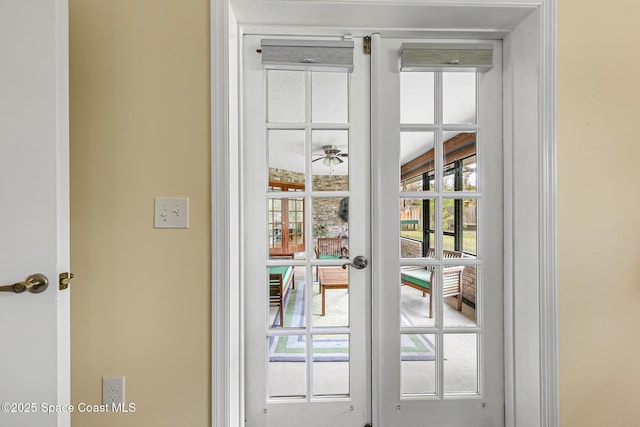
<box><xmin>102</xmin><ymin>376</ymin><xmax>125</xmax><ymax>406</ymax></box>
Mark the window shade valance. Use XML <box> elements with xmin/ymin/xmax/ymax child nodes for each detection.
<box><xmin>261</xmin><ymin>39</ymin><xmax>354</xmax><ymax>72</ymax></box>
<box><xmin>401</xmin><ymin>43</ymin><xmax>494</xmax><ymax>72</ymax></box>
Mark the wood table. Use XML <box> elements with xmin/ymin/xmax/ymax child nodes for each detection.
<box><xmin>318</xmin><ymin>267</ymin><xmax>349</xmax><ymax>316</ymax></box>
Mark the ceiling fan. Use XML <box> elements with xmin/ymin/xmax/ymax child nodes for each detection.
<box><xmin>312</xmin><ymin>145</ymin><xmax>348</xmax><ymax>167</ymax></box>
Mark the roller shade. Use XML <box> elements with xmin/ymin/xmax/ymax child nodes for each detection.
<box><xmin>261</xmin><ymin>39</ymin><xmax>354</xmax><ymax>72</ymax></box>
<box><xmin>401</xmin><ymin>43</ymin><xmax>494</xmax><ymax>72</ymax></box>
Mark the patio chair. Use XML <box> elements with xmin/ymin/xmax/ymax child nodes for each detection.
<box><xmin>315</xmin><ymin>237</ymin><xmax>348</xmax><ymax>278</ymax></box>
<box><xmin>402</xmin><ymin>249</ymin><xmax>465</xmax><ymax>318</ymax></box>
<box><xmin>401</xmin><ymin>265</ymin><xmax>465</xmax><ymax>318</ymax></box>
<box><xmin>315</xmin><ymin>237</ymin><xmax>348</xmax><ymax>259</ymax></box>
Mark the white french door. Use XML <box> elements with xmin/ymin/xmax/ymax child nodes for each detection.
<box><xmin>373</xmin><ymin>36</ymin><xmax>504</xmax><ymax>426</ymax></box>
<box><xmin>242</xmin><ymin>33</ymin><xmax>503</xmax><ymax>427</ymax></box>
<box><xmin>243</xmin><ymin>35</ymin><xmax>371</xmax><ymax>427</ymax></box>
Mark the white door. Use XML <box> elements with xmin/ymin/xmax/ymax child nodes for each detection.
<box><xmin>243</xmin><ymin>35</ymin><xmax>371</xmax><ymax>427</ymax></box>
<box><xmin>0</xmin><ymin>2</ymin><xmax>70</xmax><ymax>427</ymax></box>
<box><xmin>373</xmin><ymin>36</ymin><xmax>504</xmax><ymax>426</ymax></box>
<box><xmin>242</xmin><ymin>33</ymin><xmax>503</xmax><ymax>427</ymax></box>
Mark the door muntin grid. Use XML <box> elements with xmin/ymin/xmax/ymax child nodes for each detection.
<box><xmin>264</xmin><ymin>66</ymin><xmax>357</xmax><ymax>402</ymax></box>
<box><xmin>399</xmin><ymin>71</ymin><xmax>483</xmax><ymax>398</ymax></box>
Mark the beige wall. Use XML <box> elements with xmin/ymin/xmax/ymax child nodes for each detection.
<box><xmin>69</xmin><ymin>0</ymin><xmax>210</xmax><ymax>426</ymax></box>
<box><xmin>68</xmin><ymin>0</ymin><xmax>640</xmax><ymax>426</ymax></box>
<box><xmin>559</xmin><ymin>1</ymin><xmax>640</xmax><ymax>426</ymax></box>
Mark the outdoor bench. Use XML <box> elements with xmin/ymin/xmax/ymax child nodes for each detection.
<box><xmin>400</xmin><ymin>219</ymin><xmax>419</xmax><ymax>230</ymax></box>
<box><xmin>400</xmin><ymin>249</ymin><xmax>465</xmax><ymax>318</ymax></box>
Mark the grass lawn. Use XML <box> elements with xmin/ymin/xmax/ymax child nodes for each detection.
<box><xmin>400</xmin><ymin>230</ymin><xmax>424</xmax><ymax>240</ymax></box>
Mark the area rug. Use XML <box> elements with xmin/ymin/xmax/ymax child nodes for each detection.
<box><xmin>269</xmin><ymin>282</ymin><xmax>435</xmax><ymax>362</ymax></box>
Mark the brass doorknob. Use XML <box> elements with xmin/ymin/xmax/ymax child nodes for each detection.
<box><xmin>0</xmin><ymin>273</ymin><xmax>49</xmax><ymax>294</ymax></box>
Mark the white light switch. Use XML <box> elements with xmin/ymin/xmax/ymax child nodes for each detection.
<box><xmin>154</xmin><ymin>197</ymin><xmax>189</xmax><ymax>228</ymax></box>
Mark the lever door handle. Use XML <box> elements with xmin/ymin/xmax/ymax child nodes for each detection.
<box><xmin>342</xmin><ymin>255</ymin><xmax>368</xmax><ymax>270</ymax></box>
<box><xmin>0</xmin><ymin>273</ymin><xmax>49</xmax><ymax>294</ymax></box>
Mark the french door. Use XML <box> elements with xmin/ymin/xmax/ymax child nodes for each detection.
<box><xmin>243</xmin><ymin>33</ymin><xmax>503</xmax><ymax>427</ymax></box>
<box><xmin>373</xmin><ymin>36</ymin><xmax>504</xmax><ymax>426</ymax></box>
<box><xmin>243</xmin><ymin>35</ymin><xmax>371</xmax><ymax>426</ymax></box>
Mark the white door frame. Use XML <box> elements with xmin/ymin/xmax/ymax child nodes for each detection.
<box><xmin>211</xmin><ymin>2</ymin><xmax>558</xmax><ymax>427</ymax></box>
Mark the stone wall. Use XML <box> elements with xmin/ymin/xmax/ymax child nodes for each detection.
<box><xmin>401</xmin><ymin>237</ymin><xmax>422</xmax><ymax>258</ymax></box>
<box><xmin>268</xmin><ymin>168</ymin><xmax>349</xmax><ymax>192</ymax></box>
<box><xmin>461</xmin><ymin>267</ymin><xmax>476</xmax><ymax>307</ymax></box>
<box><xmin>311</xmin><ymin>175</ymin><xmax>348</xmax><ymax>191</ymax></box>
<box><xmin>312</xmin><ymin>198</ymin><xmax>347</xmax><ymax>239</ymax></box>
<box><xmin>269</xmin><ymin>167</ymin><xmax>304</xmax><ymax>185</ymax></box>
<box><xmin>310</xmin><ymin>176</ymin><xmax>349</xmax><ymax>243</ymax></box>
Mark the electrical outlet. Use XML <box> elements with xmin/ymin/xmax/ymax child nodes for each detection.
<box><xmin>102</xmin><ymin>376</ymin><xmax>125</xmax><ymax>406</ymax></box>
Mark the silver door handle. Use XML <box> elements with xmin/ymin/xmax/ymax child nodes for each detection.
<box><xmin>342</xmin><ymin>255</ymin><xmax>368</xmax><ymax>270</ymax></box>
<box><xmin>0</xmin><ymin>273</ymin><xmax>49</xmax><ymax>294</ymax></box>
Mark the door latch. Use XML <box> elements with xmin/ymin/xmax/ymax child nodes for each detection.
<box><xmin>59</xmin><ymin>272</ymin><xmax>74</xmax><ymax>290</ymax></box>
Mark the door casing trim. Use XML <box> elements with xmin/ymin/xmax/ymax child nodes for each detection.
<box><xmin>211</xmin><ymin>2</ymin><xmax>558</xmax><ymax>426</ymax></box>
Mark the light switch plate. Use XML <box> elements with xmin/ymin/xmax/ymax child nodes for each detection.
<box><xmin>154</xmin><ymin>197</ymin><xmax>189</xmax><ymax>228</ymax></box>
